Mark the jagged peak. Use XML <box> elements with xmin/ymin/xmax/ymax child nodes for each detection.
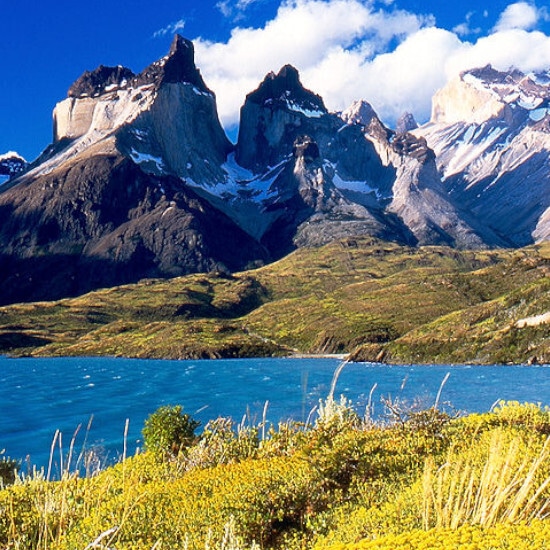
<box><xmin>246</xmin><ymin>64</ymin><xmax>327</xmax><ymax>114</ymax></box>
<box><xmin>341</xmin><ymin>100</ymin><xmax>377</xmax><ymax>126</ymax></box>
<box><xmin>433</xmin><ymin>63</ymin><xmax>550</xmax><ymax>125</ymax></box>
<box><xmin>68</xmin><ymin>65</ymin><xmax>135</xmax><ymax>98</ymax></box>
<box><xmin>169</xmin><ymin>34</ymin><xmax>192</xmax><ymax>56</ymax></box>
<box><xmin>396</xmin><ymin>112</ymin><xmax>418</xmax><ymax>134</ymax></box>
<box><xmin>133</xmin><ymin>34</ymin><xmax>211</xmax><ymax>92</ymax></box>
<box><xmin>462</xmin><ymin>64</ymin><xmax>524</xmax><ymax>85</ymax></box>
<box><xmin>66</xmin><ymin>36</ymin><xmax>211</xmax><ymax>99</ymax></box>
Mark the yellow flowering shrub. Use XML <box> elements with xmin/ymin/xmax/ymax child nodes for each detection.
<box><xmin>2</xmin><ymin>402</ymin><xmax>550</xmax><ymax>550</ymax></box>
<box><xmin>317</xmin><ymin>520</ymin><xmax>550</xmax><ymax>550</ymax></box>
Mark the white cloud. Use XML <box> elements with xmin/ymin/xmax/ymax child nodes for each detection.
<box><xmin>493</xmin><ymin>2</ymin><xmax>540</xmax><ymax>31</ymax></box>
<box><xmin>153</xmin><ymin>19</ymin><xmax>186</xmax><ymax>39</ymax></box>
<box><xmin>217</xmin><ymin>0</ymin><xmax>262</xmax><ymax>19</ymax></box>
<box><xmin>452</xmin><ymin>12</ymin><xmax>481</xmax><ymax>36</ymax></box>
<box><xmin>188</xmin><ymin>0</ymin><xmax>550</xmax><ymax>129</ymax></box>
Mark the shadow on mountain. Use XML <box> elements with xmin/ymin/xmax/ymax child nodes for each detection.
<box><xmin>0</xmin><ymin>332</ymin><xmax>52</xmax><ymax>351</ymax></box>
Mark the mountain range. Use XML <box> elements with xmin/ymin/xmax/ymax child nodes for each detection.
<box><xmin>0</xmin><ymin>35</ymin><xmax>549</xmax><ymax>305</ymax></box>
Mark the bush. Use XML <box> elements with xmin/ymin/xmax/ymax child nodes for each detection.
<box><xmin>0</xmin><ymin>455</ymin><xmax>19</xmax><ymax>486</ymax></box>
<box><xmin>142</xmin><ymin>405</ymin><xmax>200</xmax><ymax>459</ymax></box>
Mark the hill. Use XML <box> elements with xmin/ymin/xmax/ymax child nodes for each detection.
<box><xmin>1</xmin><ymin>238</ymin><xmax>549</xmax><ymax>364</ymax></box>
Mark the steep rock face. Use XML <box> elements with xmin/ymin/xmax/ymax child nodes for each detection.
<box><xmin>236</xmin><ymin>65</ymin><xmax>329</xmax><ymax>172</ymax></box>
<box><xmin>386</xmin><ymin>135</ymin><xmax>494</xmax><ymax>248</ymax></box>
<box><xmin>50</xmin><ymin>35</ymin><xmax>231</xmax><ymax>185</ymax></box>
<box><xmin>416</xmin><ymin>65</ymin><xmax>550</xmax><ymax>246</ymax></box>
<box><xmin>0</xmin><ymin>154</ymin><xmax>268</xmax><ymax>304</ymax></box>
<box><xmin>259</xmin><ymin>135</ymin><xmax>394</xmax><ymax>256</ymax></box>
<box><xmin>339</xmin><ymin>101</ymin><xmax>493</xmax><ymax>247</ymax></box>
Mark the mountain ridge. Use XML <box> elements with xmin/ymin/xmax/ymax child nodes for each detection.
<box><xmin>0</xmin><ymin>36</ymin><xmax>549</xmax><ymax>305</ymax></box>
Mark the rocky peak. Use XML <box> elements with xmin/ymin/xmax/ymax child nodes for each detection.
<box><xmin>246</xmin><ymin>64</ymin><xmax>327</xmax><ymax>114</ymax></box>
<box><xmin>235</xmin><ymin>65</ymin><xmax>330</xmax><ymax>172</ymax></box>
<box><xmin>396</xmin><ymin>112</ymin><xmax>418</xmax><ymax>134</ymax></box>
<box><xmin>68</xmin><ymin>65</ymin><xmax>135</xmax><ymax>98</ymax></box>
<box><xmin>133</xmin><ymin>35</ymin><xmax>210</xmax><ymax>91</ymax></box>
<box><xmin>340</xmin><ymin>100</ymin><xmax>377</xmax><ymax>126</ymax></box>
<box><xmin>431</xmin><ymin>65</ymin><xmax>550</xmax><ymax>126</ymax></box>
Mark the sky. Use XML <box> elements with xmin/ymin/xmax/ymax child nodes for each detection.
<box><xmin>2</xmin><ymin>0</ymin><xmax>550</xmax><ymax>162</ymax></box>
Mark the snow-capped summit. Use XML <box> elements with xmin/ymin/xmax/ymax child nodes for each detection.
<box><xmin>416</xmin><ymin>65</ymin><xmax>550</xmax><ymax>246</ymax></box>
<box><xmin>431</xmin><ymin>65</ymin><xmax>550</xmax><ymax>127</ymax></box>
<box><xmin>340</xmin><ymin>100</ymin><xmax>378</xmax><ymax>127</ymax></box>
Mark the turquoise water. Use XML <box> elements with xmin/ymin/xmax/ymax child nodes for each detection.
<box><xmin>2</xmin><ymin>356</ymin><xmax>550</xmax><ymax>474</ymax></box>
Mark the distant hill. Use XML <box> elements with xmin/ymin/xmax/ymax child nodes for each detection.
<box><xmin>0</xmin><ymin>237</ymin><xmax>549</xmax><ymax>365</ymax></box>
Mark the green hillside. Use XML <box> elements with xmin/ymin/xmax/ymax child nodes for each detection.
<box><xmin>0</xmin><ymin>237</ymin><xmax>549</xmax><ymax>363</ymax></box>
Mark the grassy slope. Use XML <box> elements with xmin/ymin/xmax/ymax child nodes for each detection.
<box><xmin>0</xmin><ymin>237</ymin><xmax>549</xmax><ymax>363</ymax></box>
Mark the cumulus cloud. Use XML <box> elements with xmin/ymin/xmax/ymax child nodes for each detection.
<box><xmin>153</xmin><ymin>19</ymin><xmax>186</xmax><ymax>38</ymax></box>
<box><xmin>188</xmin><ymin>0</ymin><xmax>550</xmax><ymax>130</ymax></box>
<box><xmin>493</xmin><ymin>2</ymin><xmax>542</xmax><ymax>31</ymax></box>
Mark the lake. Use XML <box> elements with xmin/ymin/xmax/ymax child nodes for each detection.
<box><xmin>2</xmin><ymin>355</ymin><xmax>550</xmax><ymax>475</ymax></box>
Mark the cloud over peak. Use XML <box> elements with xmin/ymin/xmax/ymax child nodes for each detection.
<box><xmin>187</xmin><ymin>0</ymin><xmax>550</xmax><ymax>130</ymax></box>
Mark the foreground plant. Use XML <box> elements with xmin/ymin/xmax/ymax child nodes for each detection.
<box><xmin>2</xmin><ymin>401</ymin><xmax>550</xmax><ymax>549</ymax></box>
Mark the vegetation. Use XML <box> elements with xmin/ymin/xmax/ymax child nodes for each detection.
<box><xmin>142</xmin><ymin>405</ymin><xmax>201</xmax><ymax>459</ymax></box>
<box><xmin>0</xmin><ymin>237</ymin><xmax>549</xmax><ymax>364</ymax></box>
<box><xmin>2</xmin><ymin>400</ymin><xmax>550</xmax><ymax>548</ymax></box>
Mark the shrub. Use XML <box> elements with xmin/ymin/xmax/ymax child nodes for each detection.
<box><xmin>0</xmin><ymin>455</ymin><xmax>19</xmax><ymax>486</ymax></box>
<box><xmin>142</xmin><ymin>405</ymin><xmax>200</xmax><ymax>459</ymax></box>
<box><xmin>185</xmin><ymin>417</ymin><xmax>259</xmax><ymax>469</ymax></box>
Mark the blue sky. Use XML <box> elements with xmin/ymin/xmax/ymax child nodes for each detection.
<box><xmin>2</xmin><ymin>0</ymin><xmax>550</xmax><ymax>161</ymax></box>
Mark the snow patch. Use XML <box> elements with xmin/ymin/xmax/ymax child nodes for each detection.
<box><xmin>189</xmin><ymin>84</ymin><xmax>212</xmax><ymax>98</ymax></box>
<box><xmin>130</xmin><ymin>150</ymin><xmax>165</xmax><ymax>172</ymax></box>
<box><xmin>518</xmin><ymin>95</ymin><xmax>543</xmax><ymax>110</ymax></box>
<box><xmin>332</xmin><ymin>171</ymin><xmax>386</xmax><ymax>200</ymax></box>
<box><xmin>285</xmin><ymin>100</ymin><xmax>324</xmax><ymax>118</ymax></box>
<box><xmin>530</xmin><ymin>108</ymin><xmax>550</xmax><ymax>122</ymax></box>
<box><xmin>193</xmin><ymin>153</ymin><xmax>286</xmax><ymax>202</ymax></box>
<box><xmin>132</xmin><ymin>128</ymin><xmax>148</xmax><ymax>141</ymax></box>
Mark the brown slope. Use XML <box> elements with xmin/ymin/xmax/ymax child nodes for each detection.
<box><xmin>0</xmin><ymin>154</ymin><xmax>269</xmax><ymax>305</ymax></box>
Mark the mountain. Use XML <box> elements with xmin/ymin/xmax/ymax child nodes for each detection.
<box><xmin>0</xmin><ymin>37</ymin><xmax>549</xmax><ymax>306</ymax></box>
<box><xmin>0</xmin><ymin>36</ymin><xmax>267</xmax><ymax>305</ymax></box>
<box><xmin>415</xmin><ymin>65</ymin><xmax>550</xmax><ymax>246</ymax></box>
<box><xmin>0</xmin><ymin>152</ymin><xmax>27</xmax><ymax>185</ymax></box>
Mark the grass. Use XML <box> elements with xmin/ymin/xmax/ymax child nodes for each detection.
<box><xmin>3</xmin><ymin>401</ymin><xmax>550</xmax><ymax>549</ymax></box>
<box><xmin>0</xmin><ymin>237</ymin><xmax>549</xmax><ymax>363</ymax></box>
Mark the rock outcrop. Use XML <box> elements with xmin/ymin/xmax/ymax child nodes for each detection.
<box><xmin>416</xmin><ymin>65</ymin><xmax>550</xmax><ymax>246</ymax></box>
